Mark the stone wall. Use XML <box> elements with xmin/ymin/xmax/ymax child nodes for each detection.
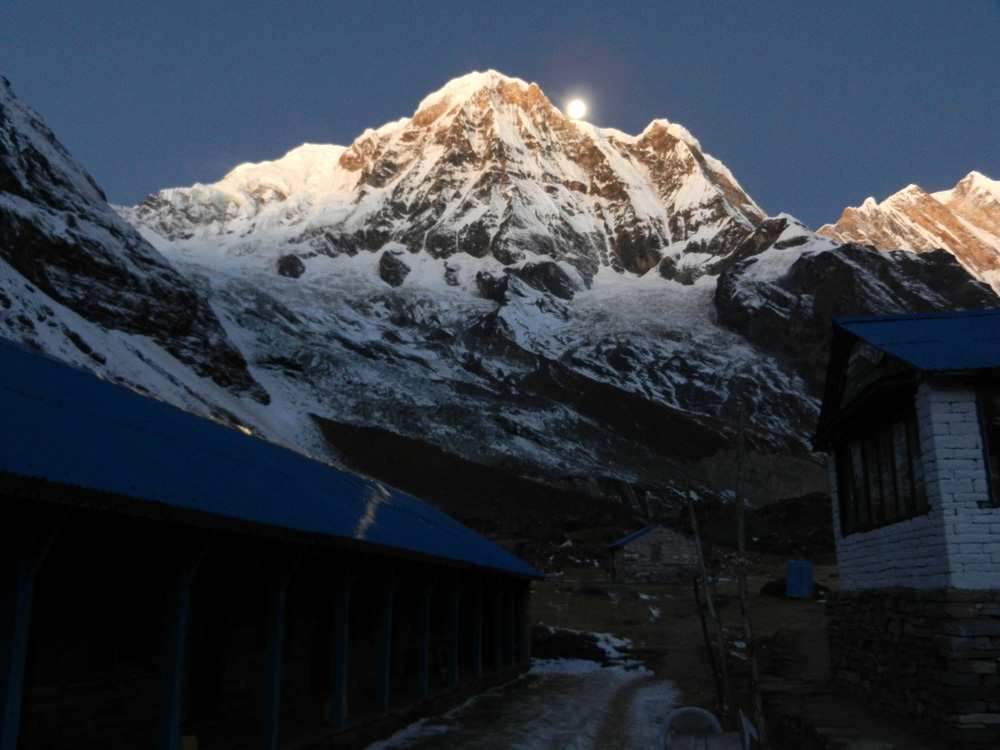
<box><xmin>920</xmin><ymin>383</ymin><xmax>1000</xmax><ymax>589</ymax></box>
<box><xmin>832</xmin><ymin>381</ymin><xmax>1000</xmax><ymax>591</ymax></box>
<box><xmin>611</xmin><ymin>525</ymin><xmax>698</xmax><ymax>583</ymax></box>
<box><xmin>828</xmin><ymin>588</ymin><xmax>1000</xmax><ymax>747</ymax></box>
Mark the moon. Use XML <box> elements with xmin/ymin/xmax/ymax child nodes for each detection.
<box><xmin>567</xmin><ymin>99</ymin><xmax>587</xmax><ymax>120</ymax></box>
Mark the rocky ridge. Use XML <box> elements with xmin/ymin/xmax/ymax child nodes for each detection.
<box><xmin>0</xmin><ymin>76</ymin><xmax>272</xmax><ymax>431</ymax></box>
<box><xmin>123</xmin><ymin>71</ymin><xmax>765</xmax><ymax>286</ymax></box>
<box><xmin>2</xmin><ymin>72</ymin><xmax>997</xmax><ymax>527</ymax></box>
<box><xmin>818</xmin><ymin>171</ymin><xmax>1000</xmax><ymax>293</ymax></box>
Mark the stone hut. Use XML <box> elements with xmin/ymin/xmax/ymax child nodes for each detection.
<box><xmin>814</xmin><ymin>309</ymin><xmax>1000</xmax><ymax>747</ymax></box>
<box><xmin>609</xmin><ymin>523</ymin><xmax>698</xmax><ymax>583</ymax></box>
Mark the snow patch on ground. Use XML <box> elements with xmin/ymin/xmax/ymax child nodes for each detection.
<box><xmin>365</xmin><ymin>667</ymin><xmax>677</xmax><ymax>750</ymax></box>
<box><xmin>364</xmin><ymin>629</ymin><xmax>678</xmax><ymax>750</ymax></box>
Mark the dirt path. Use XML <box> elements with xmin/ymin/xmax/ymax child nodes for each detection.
<box><xmin>366</xmin><ymin>665</ymin><xmax>678</xmax><ymax>750</ymax></box>
<box><xmin>593</xmin><ymin>671</ymin><xmax>678</xmax><ymax>750</ymax></box>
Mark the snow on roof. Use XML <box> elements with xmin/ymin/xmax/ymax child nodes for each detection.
<box><xmin>0</xmin><ymin>337</ymin><xmax>541</xmax><ymax>578</ymax></box>
<box><xmin>834</xmin><ymin>308</ymin><xmax>1000</xmax><ymax>372</ymax></box>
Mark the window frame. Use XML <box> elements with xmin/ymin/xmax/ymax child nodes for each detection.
<box><xmin>976</xmin><ymin>386</ymin><xmax>1000</xmax><ymax>508</ymax></box>
<box><xmin>835</xmin><ymin>407</ymin><xmax>928</xmax><ymax>536</ymax></box>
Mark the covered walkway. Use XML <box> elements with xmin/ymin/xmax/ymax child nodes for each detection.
<box><xmin>0</xmin><ymin>339</ymin><xmax>540</xmax><ymax>750</ymax></box>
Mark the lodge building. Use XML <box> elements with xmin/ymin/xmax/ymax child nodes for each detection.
<box><xmin>814</xmin><ymin>309</ymin><xmax>1000</xmax><ymax>747</ymax></box>
<box><xmin>0</xmin><ymin>340</ymin><xmax>541</xmax><ymax>750</ymax></box>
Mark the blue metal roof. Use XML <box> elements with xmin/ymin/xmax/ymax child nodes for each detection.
<box><xmin>0</xmin><ymin>339</ymin><xmax>541</xmax><ymax>578</ymax></box>
<box><xmin>835</xmin><ymin>308</ymin><xmax>1000</xmax><ymax>372</ymax></box>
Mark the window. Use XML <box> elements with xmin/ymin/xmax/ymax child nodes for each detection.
<box><xmin>835</xmin><ymin>410</ymin><xmax>928</xmax><ymax>535</ymax></box>
<box><xmin>978</xmin><ymin>387</ymin><xmax>1000</xmax><ymax>506</ymax></box>
<box><xmin>649</xmin><ymin>543</ymin><xmax>663</xmax><ymax>563</ymax></box>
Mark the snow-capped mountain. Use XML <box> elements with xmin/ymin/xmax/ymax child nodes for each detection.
<box><xmin>818</xmin><ymin>172</ymin><xmax>1000</xmax><ymax>293</ymax></box>
<box><xmin>0</xmin><ymin>76</ymin><xmax>304</xmax><ymax>446</ymax></box>
<box><xmin>3</xmin><ymin>72</ymin><xmax>996</xmax><ymax>526</ymax></box>
<box><xmin>123</xmin><ymin>71</ymin><xmax>765</xmax><ymax>285</ymax></box>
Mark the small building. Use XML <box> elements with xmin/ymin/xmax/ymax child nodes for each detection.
<box><xmin>609</xmin><ymin>523</ymin><xmax>699</xmax><ymax>583</ymax></box>
<box><xmin>0</xmin><ymin>340</ymin><xmax>542</xmax><ymax>750</ymax></box>
<box><xmin>814</xmin><ymin>309</ymin><xmax>1000</xmax><ymax>747</ymax></box>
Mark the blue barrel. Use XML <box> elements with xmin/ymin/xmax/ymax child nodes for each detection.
<box><xmin>786</xmin><ymin>560</ymin><xmax>814</xmax><ymax>599</ymax></box>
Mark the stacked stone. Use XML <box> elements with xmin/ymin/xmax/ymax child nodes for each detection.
<box><xmin>918</xmin><ymin>384</ymin><xmax>999</xmax><ymax>590</ymax></box>
<box><xmin>613</xmin><ymin>524</ymin><xmax>699</xmax><ymax>583</ymax></box>
<box><xmin>828</xmin><ymin>589</ymin><xmax>1000</xmax><ymax>746</ymax></box>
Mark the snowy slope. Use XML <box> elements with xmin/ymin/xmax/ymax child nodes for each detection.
<box><xmin>3</xmin><ymin>71</ymin><xmax>996</xmax><ymax>521</ymax></box>
<box><xmin>0</xmin><ymin>76</ymin><xmax>334</xmax><ymax>457</ymax></box>
<box><xmin>818</xmin><ymin>172</ymin><xmax>1000</xmax><ymax>293</ymax></box>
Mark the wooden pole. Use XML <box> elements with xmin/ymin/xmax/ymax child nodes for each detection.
<box><xmin>735</xmin><ymin>414</ymin><xmax>770</xmax><ymax>749</ymax></box>
<box><xmin>691</xmin><ymin>576</ymin><xmax>726</xmax><ymax>718</ymax></box>
<box><xmin>687</xmin><ymin>486</ymin><xmax>734</xmax><ymax>721</ymax></box>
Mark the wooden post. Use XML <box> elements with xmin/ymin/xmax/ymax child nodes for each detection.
<box><xmin>416</xmin><ymin>571</ymin><xmax>439</xmax><ymax>699</ymax></box>
<box><xmin>734</xmin><ymin>416</ymin><xmax>770</xmax><ymax>749</ymax></box>
<box><xmin>0</xmin><ymin>550</ymin><xmax>32</xmax><ymax>750</ymax></box>
<box><xmin>375</xmin><ymin>567</ymin><xmax>403</xmax><ymax>712</ymax></box>
<box><xmin>260</xmin><ymin>547</ymin><xmax>302</xmax><ymax>750</ymax></box>
<box><xmin>503</xmin><ymin>589</ymin><xmax>516</xmax><ymax>666</ymax></box>
<box><xmin>156</xmin><ymin>531</ymin><xmax>212</xmax><ymax>750</ymax></box>
<box><xmin>687</xmin><ymin>486</ymin><xmax>734</xmax><ymax>722</ymax></box>
<box><xmin>472</xmin><ymin>580</ymin><xmax>483</xmax><ymax>678</ymax></box>
<box><xmin>328</xmin><ymin>561</ymin><xmax>360</xmax><ymax>728</ymax></box>
<box><xmin>446</xmin><ymin>572</ymin><xmax>466</xmax><ymax>687</ymax></box>
<box><xmin>516</xmin><ymin>581</ymin><xmax>531</xmax><ymax>663</ymax></box>
<box><xmin>492</xmin><ymin>586</ymin><xmax>503</xmax><ymax>671</ymax></box>
<box><xmin>0</xmin><ymin>507</ymin><xmax>68</xmax><ymax>750</ymax></box>
<box><xmin>692</xmin><ymin>576</ymin><xmax>725</xmax><ymax>714</ymax></box>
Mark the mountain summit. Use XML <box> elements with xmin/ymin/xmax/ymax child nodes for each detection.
<box><xmin>3</xmin><ymin>72</ymin><xmax>996</xmax><ymax>527</ymax></box>
<box><xmin>818</xmin><ymin>171</ymin><xmax>1000</xmax><ymax>293</ymax></box>
<box><xmin>126</xmin><ymin>70</ymin><xmax>764</xmax><ymax>285</ymax></box>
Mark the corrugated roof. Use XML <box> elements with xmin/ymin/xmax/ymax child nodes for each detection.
<box><xmin>834</xmin><ymin>308</ymin><xmax>1000</xmax><ymax>372</ymax></box>
<box><xmin>0</xmin><ymin>339</ymin><xmax>541</xmax><ymax>578</ymax></box>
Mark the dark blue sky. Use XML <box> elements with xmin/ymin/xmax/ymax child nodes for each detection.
<box><xmin>3</xmin><ymin>1</ymin><xmax>998</xmax><ymax>229</ymax></box>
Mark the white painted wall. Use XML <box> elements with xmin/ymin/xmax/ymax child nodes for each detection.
<box><xmin>833</xmin><ymin>381</ymin><xmax>1000</xmax><ymax>591</ymax></box>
